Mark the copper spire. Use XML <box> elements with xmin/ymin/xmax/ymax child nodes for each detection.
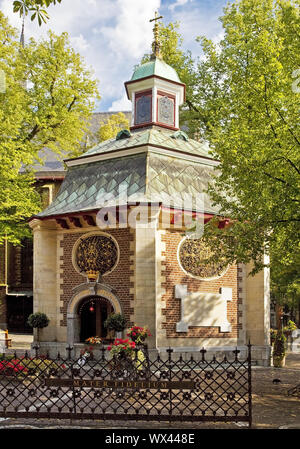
<box><xmin>150</xmin><ymin>11</ymin><xmax>163</xmax><ymax>59</ymax></box>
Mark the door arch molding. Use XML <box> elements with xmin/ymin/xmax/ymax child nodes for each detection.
<box><xmin>67</xmin><ymin>282</ymin><xmax>123</xmax><ymax>344</ymax></box>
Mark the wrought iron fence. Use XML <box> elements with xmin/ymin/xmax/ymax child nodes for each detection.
<box><xmin>0</xmin><ymin>344</ymin><xmax>252</xmax><ymax>426</ymax></box>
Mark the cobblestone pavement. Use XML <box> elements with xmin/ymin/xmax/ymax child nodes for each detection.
<box><xmin>0</xmin><ymin>348</ymin><xmax>299</xmax><ymax>430</ymax></box>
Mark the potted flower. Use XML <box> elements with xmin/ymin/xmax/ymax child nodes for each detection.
<box><xmin>107</xmin><ymin>337</ymin><xmax>146</xmax><ymax>373</ymax></box>
<box><xmin>85</xmin><ymin>336</ymin><xmax>102</xmax><ymax>345</ymax></box>
<box><xmin>127</xmin><ymin>326</ymin><xmax>151</xmax><ymax>344</ymax></box>
<box><xmin>273</xmin><ymin>330</ymin><xmax>286</xmax><ymax>368</ymax></box>
<box><xmin>104</xmin><ymin>313</ymin><xmax>127</xmax><ymax>339</ymax></box>
<box><xmin>107</xmin><ymin>338</ymin><xmax>136</xmax><ymax>358</ymax></box>
<box><xmin>81</xmin><ymin>336</ymin><xmax>102</xmax><ymax>361</ymax></box>
<box><xmin>107</xmin><ymin>338</ymin><xmax>136</xmax><ymax>375</ymax></box>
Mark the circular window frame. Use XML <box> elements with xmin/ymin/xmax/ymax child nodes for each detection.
<box><xmin>177</xmin><ymin>236</ymin><xmax>229</xmax><ymax>281</ymax></box>
<box><xmin>72</xmin><ymin>231</ymin><xmax>120</xmax><ymax>278</ymax></box>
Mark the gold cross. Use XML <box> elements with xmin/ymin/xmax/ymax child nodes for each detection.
<box><xmin>150</xmin><ymin>11</ymin><xmax>163</xmax><ymax>59</ymax></box>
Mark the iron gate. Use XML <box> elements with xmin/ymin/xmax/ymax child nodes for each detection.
<box><xmin>0</xmin><ymin>344</ymin><xmax>252</xmax><ymax>426</ymax></box>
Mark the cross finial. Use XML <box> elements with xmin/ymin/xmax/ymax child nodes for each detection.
<box><xmin>150</xmin><ymin>11</ymin><xmax>163</xmax><ymax>59</ymax></box>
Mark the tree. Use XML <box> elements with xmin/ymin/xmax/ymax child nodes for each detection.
<box><xmin>187</xmin><ymin>0</ymin><xmax>300</xmax><ymax>276</ymax></box>
<box><xmin>0</xmin><ymin>12</ymin><xmax>99</xmax><ymax>244</ymax></box>
<box><xmin>27</xmin><ymin>312</ymin><xmax>50</xmax><ymax>342</ymax></box>
<box><xmin>270</xmin><ymin>252</ymin><xmax>300</xmax><ymax>324</ymax></box>
<box><xmin>97</xmin><ymin>112</ymin><xmax>129</xmax><ymax>142</ymax></box>
<box><xmin>13</xmin><ymin>0</ymin><xmax>62</xmax><ymax>26</ymax></box>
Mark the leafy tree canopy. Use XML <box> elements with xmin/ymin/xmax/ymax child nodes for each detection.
<box><xmin>0</xmin><ymin>11</ymin><xmax>99</xmax><ymax>244</ymax></box>
<box><xmin>195</xmin><ymin>0</ymin><xmax>300</xmax><ymax>278</ymax></box>
<box><xmin>97</xmin><ymin>112</ymin><xmax>129</xmax><ymax>142</ymax></box>
<box><xmin>13</xmin><ymin>0</ymin><xmax>62</xmax><ymax>25</ymax></box>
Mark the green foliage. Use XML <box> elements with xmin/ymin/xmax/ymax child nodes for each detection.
<box><xmin>283</xmin><ymin>320</ymin><xmax>297</xmax><ymax>332</ymax></box>
<box><xmin>187</xmin><ymin>0</ymin><xmax>300</xmax><ymax>276</ymax></box>
<box><xmin>98</xmin><ymin>112</ymin><xmax>129</xmax><ymax>142</ymax></box>
<box><xmin>27</xmin><ymin>312</ymin><xmax>50</xmax><ymax>329</ymax></box>
<box><xmin>0</xmin><ymin>12</ymin><xmax>99</xmax><ymax>244</ymax></box>
<box><xmin>104</xmin><ymin>313</ymin><xmax>127</xmax><ymax>332</ymax></box>
<box><xmin>13</xmin><ymin>0</ymin><xmax>62</xmax><ymax>26</ymax></box>
<box><xmin>271</xmin><ymin>252</ymin><xmax>300</xmax><ymax>309</ymax></box>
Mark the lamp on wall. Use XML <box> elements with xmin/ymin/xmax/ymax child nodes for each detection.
<box><xmin>89</xmin><ymin>301</ymin><xmax>95</xmax><ymax>313</ymax></box>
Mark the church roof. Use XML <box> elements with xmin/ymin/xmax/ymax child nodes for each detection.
<box><xmin>36</xmin><ymin>142</ymin><xmax>220</xmax><ymax>219</ymax></box>
<box><xmin>131</xmin><ymin>58</ymin><xmax>182</xmax><ymax>84</ymax></box>
<box><xmin>72</xmin><ymin>127</ymin><xmax>212</xmax><ymax>161</ymax></box>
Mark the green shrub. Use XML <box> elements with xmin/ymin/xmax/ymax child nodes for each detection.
<box><xmin>27</xmin><ymin>312</ymin><xmax>50</xmax><ymax>329</ymax></box>
<box><xmin>283</xmin><ymin>320</ymin><xmax>297</xmax><ymax>333</ymax></box>
<box><xmin>104</xmin><ymin>313</ymin><xmax>127</xmax><ymax>332</ymax></box>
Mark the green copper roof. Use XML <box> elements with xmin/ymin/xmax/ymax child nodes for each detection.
<box><xmin>131</xmin><ymin>58</ymin><xmax>182</xmax><ymax>83</ymax></box>
<box><xmin>37</xmin><ymin>151</ymin><xmax>220</xmax><ymax>219</ymax></box>
<box><xmin>38</xmin><ymin>153</ymin><xmax>147</xmax><ymax>218</ymax></box>
<box><xmin>81</xmin><ymin>128</ymin><xmax>212</xmax><ymax>160</ymax></box>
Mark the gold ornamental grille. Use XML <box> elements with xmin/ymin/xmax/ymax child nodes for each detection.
<box><xmin>76</xmin><ymin>235</ymin><xmax>118</xmax><ymax>277</ymax></box>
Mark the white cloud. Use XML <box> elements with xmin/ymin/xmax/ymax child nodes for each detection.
<box><xmin>101</xmin><ymin>0</ymin><xmax>161</xmax><ymax>60</ymax></box>
<box><xmin>70</xmin><ymin>34</ymin><xmax>90</xmax><ymax>52</ymax></box>
<box><xmin>109</xmin><ymin>93</ymin><xmax>131</xmax><ymax>112</ymax></box>
<box><xmin>168</xmin><ymin>0</ymin><xmax>189</xmax><ymax>11</ymax></box>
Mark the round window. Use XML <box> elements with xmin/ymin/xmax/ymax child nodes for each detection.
<box><xmin>178</xmin><ymin>236</ymin><xmax>228</xmax><ymax>280</ymax></box>
<box><xmin>74</xmin><ymin>233</ymin><xmax>119</xmax><ymax>279</ymax></box>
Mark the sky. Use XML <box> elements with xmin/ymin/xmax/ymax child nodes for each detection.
<box><xmin>0</xmin><ymin>0</ymin><xmax>228</xmax><ymax>112</ymax></box>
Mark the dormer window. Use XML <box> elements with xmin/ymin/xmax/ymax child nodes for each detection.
<box><xmin>135</xmin><ymin>90</ymin><xmax>152</xmax><ymax>125</ymax></box>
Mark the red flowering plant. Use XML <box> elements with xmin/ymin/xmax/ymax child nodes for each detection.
<box><xmin>107</xmin><ymin>338</ymin><xmax>136</xmax><ymax>358</ymax></box>
<box><xmin>107</xmin><ymin>338</ymin><xmax>147</xmax><ymax>371</ymax></box>
<box><xmin>0</xmin><ymin>359</ymin><xmax>28</xmax><ymax>377</ymax></box>
<box><xmin>127</xmin><ymin>326</ymin><xmax>151</xmax><ymax>343</ymax></box>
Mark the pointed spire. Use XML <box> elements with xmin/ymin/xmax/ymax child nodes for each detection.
<box><xmin>149</xmin><ymin>11</ymin><xmax>163</xmax><ymax>60</ymax></box>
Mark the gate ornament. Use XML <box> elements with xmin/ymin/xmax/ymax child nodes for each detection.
<box><xmin>178</xmin><ymin>237</ymin><xmax>228</xmax><ymax>279</ymax></box>
<box><xmin>75</xmin><ymin>235</ymin><xmax>118</xmax><ymax>279</ymax></box>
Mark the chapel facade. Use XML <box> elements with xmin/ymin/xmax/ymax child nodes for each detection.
<box><xmin>29</xmin><ymin>28</ymin><xmax>271</xmax><ymax>365</ymax></box>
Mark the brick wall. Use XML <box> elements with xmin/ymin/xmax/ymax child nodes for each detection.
<box><xmin>161</xmin><ymin>230</ymin><xmax>241</xmax><ymax>339</ymax></box>
<box><xmin>59</xmin><ymin>229</ymin><xmax>134</xmax><ymax>327</ymax></box>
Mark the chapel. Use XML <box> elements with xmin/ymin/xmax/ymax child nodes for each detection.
<box><xmin>29</xmin><ymin>15</ymin><xmax>271</xmax><ymax>365</ymax></box>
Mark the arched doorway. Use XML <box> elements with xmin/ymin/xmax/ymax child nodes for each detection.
<box><xmin>78</xmin><ymin>296</ymin><xmax>114</xmax><ymax>342</ymax></box>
